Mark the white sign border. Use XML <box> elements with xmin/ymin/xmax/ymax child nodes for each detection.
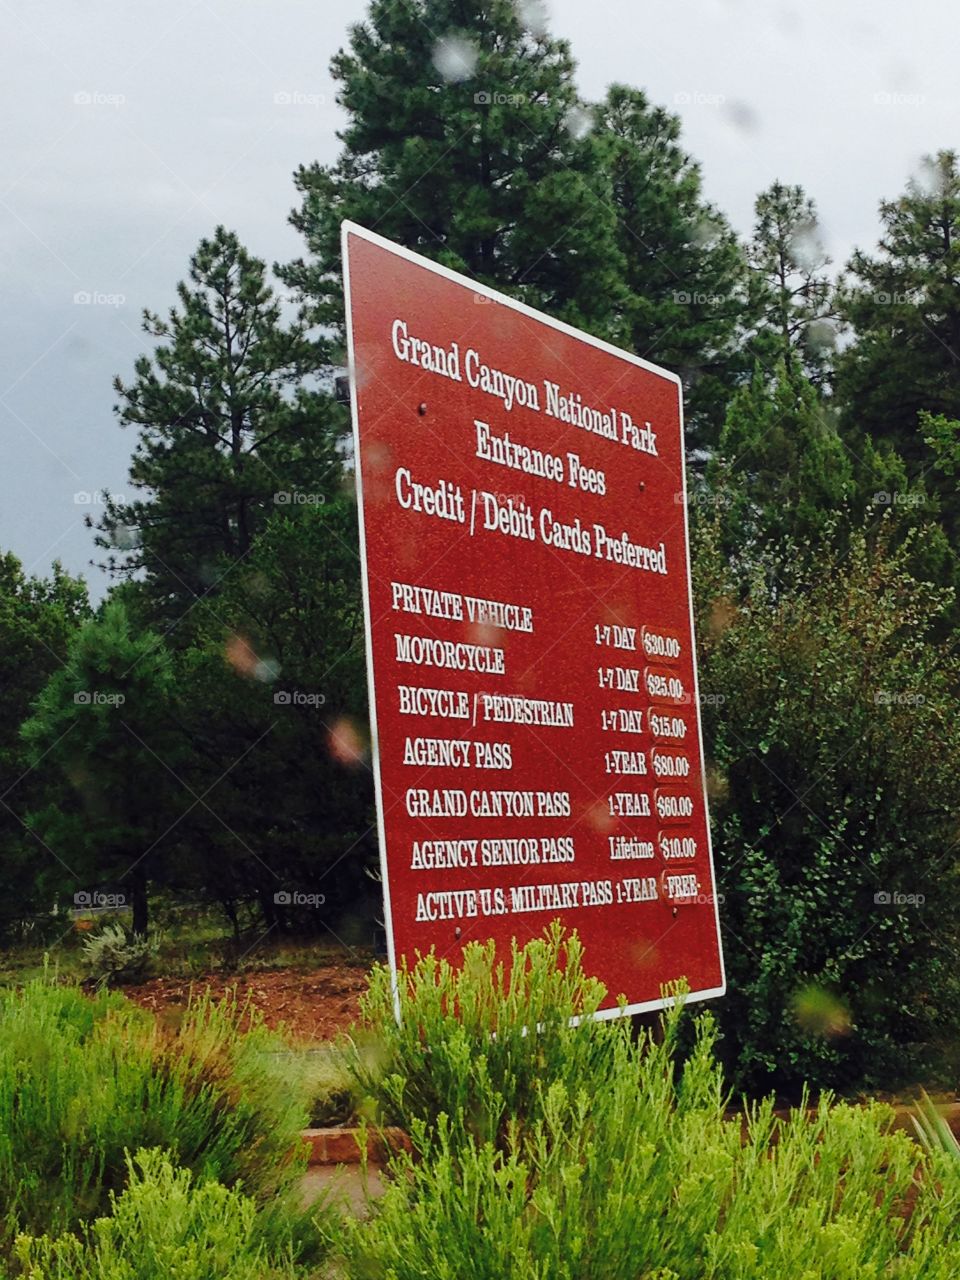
<box><xmin>341</xmin><ymin>219</ymin><xmax>726</xmax><ymax>1021</ymax></box>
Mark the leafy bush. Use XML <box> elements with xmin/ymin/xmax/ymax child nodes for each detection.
<box><xmin>80</xmin><ymin>922</ymin><xmax>158</xmax><ymax>988</ymax></box>
<box><xmin>345</xmin><ymin>923</ymin><xmax>618</xmax><ymax>1150</ymax></box>
<box><xmin>14</xmin><ymin>1150</ymin><xmax>305</xmax><ymax>1280</ymax></box>
<box><xmin>695</xmin><ymin>523</ymin><xmax>960</xmax><ymax>1092</ymax></box>
<box><xmin>340</xmin><ymin>934</ymin><xmax>960</xmax><ymax>1280</ymax></box>
<box><xmin>0</xmin><ymin>976</ymin><xmax>315</xmax><ymax>1254</ymax></box>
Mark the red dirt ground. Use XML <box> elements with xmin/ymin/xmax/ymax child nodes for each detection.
<box><xmin>123</xmin><ymin>964</ymin><xmax>371</xmax><ymax>1043</ymax></box>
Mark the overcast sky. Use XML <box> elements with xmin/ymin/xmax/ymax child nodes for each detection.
<box><xmin>3</xmin><ymin>0</ymin><xmax>957</xmax><ymax>597</ymax></box>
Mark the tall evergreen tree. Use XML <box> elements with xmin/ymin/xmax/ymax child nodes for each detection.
<box><xmin>22</xmin><ymin>602</ymin><xmax>181</xmax><ymax>934</ymax></box>
<box><xmin>283</xmin><ymin>0</ymin><xmax>628</xmax><ymax>341</ymax></box>
<box><xmin>836</xmin><ymin>151</ymin><xmax>960</xmax><ymax>480</ymax></box>
<box><xmin>596</xmin><ymin>85</ymin><xmax>747</xmax><ymax>442</ymax></box>
<box><xmin>747</xmin><ymin>181</ymin><xmax>836</xmax><ymax>386</ymax></box>
<box><xmin>285</xmin><ymin>2</ymin><xmax>755</xmax><ymax>442</ymax></box>
<box><xmin>0</xmin><ymin>555</ymin><xmax>88</xmax><ymax>939</ymax></box>
<box><xmin>95</xmin><ymin>226</ymin><xmax>343</xmax><ymax>628</ymax></box>
<box><xmin>173</xmin><ymin>499</ymin><xmax>375</xmax><ymax>938</ymax></box>
<box><xmin>709</xmin><ymin>361</ymin><xmax>854</xmax><ymax>556</ymax></box>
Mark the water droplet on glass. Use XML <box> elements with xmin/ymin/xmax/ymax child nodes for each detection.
<box><xmin>690</xmin><ymin>216</ymin><xmax>721</xmax><ymax>249</ymax></box>
<box><xmin>564</xmin><ymin>104</ymin><xmax>594</xmax><ymax>140</ymax></box>
<box><xmin>788</xmin><ymin>224</ymin><xmax>826</xmax><ymax>273</ymax></box>
<box><xmin>432</xmin><ymin>34</ymin><xmax>479</xmax><ymax>84</ymax></box>
<box><xmin>515</xmin><ymin>0</ymin><xmax>549</xmax><ymax>37</ymax></box>
<box><xmin>912</xmin><ymin>156</ymin><xmax>945</xmax><ymax>198</ymax></box>
<box><xmin>253</xmin><ymin>658</ymin><xmax>280</xmax><ymax>683</ymax></box>
<box><xmin>328</xmin><ymin>717</ymin><xmax>367</xmax><ymax>766</ymax></box>
<box><xmin>792</xmin><ymin>984</ymin><xmax>852</xmax><ymax>1039</ymax></box>
<box><xmin>805</xmin><ymin>319</ymin><xmax>837</xmax><ymax>353</ymax></box>
<box><xmin>109</xmin><ymin>524</ymin><xmax>139</xmax><ymax>550</ymax></box>
<box><xmin>225</xmin><ymin>633</ymin><xmax>258</xmax><ymax>677</ymax></box>
<box><xmin>721</xmin><ymin>99</ymin><xmax>759</xmax><ymax>134</ymax></box>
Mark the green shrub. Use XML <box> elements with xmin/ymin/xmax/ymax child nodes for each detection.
<box><xmin>80</xmin><ymin>922</ymin><xmax>159</xmax><ymax>988</ymax></box>
<box><xmin>695</xmin><ymin>523</ymin><xmax>960</xmax><ymax>1092</ymax></box>
<box><xmin>14</xmin><ymin>1149</ymin><xmax>305</xmax><ymax>1279</ymax></box>
<box><xmin>346</xmin><ymin>923</ymin><xmax>618</xmax><ymax>1150</ymax></box>
<box><xmin>0</xmin><ymin>976</ymin><xmax>314</xmax><ymax>1253</ymax></box>
<box><xmin>340</xmin><ymin>934</ymin><xmax>960</xmax><ymax>1279</ymax></box>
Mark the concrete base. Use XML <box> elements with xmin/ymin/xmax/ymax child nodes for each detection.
<box><xmin>300</xmin><ymin>1162</ymin><xmax>384</xmax><ymax>1213</ymax></box>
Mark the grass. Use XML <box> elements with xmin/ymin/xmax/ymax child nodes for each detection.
<box><xmin>0</xmin><ymin>902</ymin><xmax>374</xmax><ymax>989</ymax></box>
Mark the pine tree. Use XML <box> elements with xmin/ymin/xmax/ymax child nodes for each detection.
<box><xmin>836</xmin><ymin>151</ymin><xmax>960</xmax><ymax>475</ymax></box>
<box><xmin>95</xmin><ymin>227</ymin><xmax>343</xmax><ymax>628</ymax></box>
<box><xmin>284</xmin><ymin>2</ymin><xmax>756</xmax><ymax>441</ymax></box>
<box><xmin>282</xmin><ymin>0</ymin><xmax>630</xmax><ymax>341</ymax></box>
<box><xmin>596</xmin><ymin>85</ymin><xmax>747</xmax><ymax>443</ymax></box>
<box><xmin>173</xmin><ymin>499</ymin><xmax>375</xmax><ymax>936</ymax></box>
<box><xmin>709</xmin><ymin>361</ymin><xmax>854</xmax><ymax>555</ymax></box>
<box><xmin>0</xmin><ymin>555</ymin><xmax>88</xmax><ymax>939</ymax></box>
<box><xmin>22</xmin><ymin>602</ymin><xmax>181</xmax><ymax>934</ymax></box>
<box><xmin>747</xmin><ymin>181</ymin><xmax>836</xmax><ymax>386</ymax></box>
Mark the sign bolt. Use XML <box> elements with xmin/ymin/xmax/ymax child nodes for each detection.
<box><xmin>417</xmin><ymin>402</ymin><xmax>428</xmax><ymax>416</ymax></box>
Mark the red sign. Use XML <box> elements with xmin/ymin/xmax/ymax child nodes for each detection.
<box><xmin>343</xmin><ymin>222</ymin><xmax>724</xmax><ymax>1017</ymax></box>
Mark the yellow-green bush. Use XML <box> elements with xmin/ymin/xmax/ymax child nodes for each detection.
<box><xmin>0</xmin><ymin>976</ymin><xmax>315</xmax><ymax>1257</ymax></box>
<box><xmin>346</xmin><ymin>923</ymin><xmax>617</xmax><ymax>1150</ymax></box>
<box><xmin>339</xmin><ymin>930</ymin><xmax>960</xmax><ymax>1279</ymax></box>
<box><xmin>15</xmin><ymin>1150</ymin><xmax>302</xmax><ymax>1280</ymax></box>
